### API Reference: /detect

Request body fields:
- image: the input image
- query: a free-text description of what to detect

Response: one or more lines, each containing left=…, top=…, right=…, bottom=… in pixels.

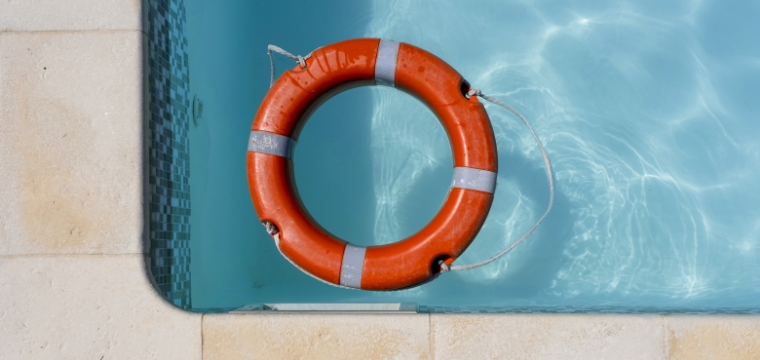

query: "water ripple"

left=365, top=0, right=760, bottom=307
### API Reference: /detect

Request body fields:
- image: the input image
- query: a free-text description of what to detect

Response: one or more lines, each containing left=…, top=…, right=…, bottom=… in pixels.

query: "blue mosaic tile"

left=147, top=0, right=192, bottom=310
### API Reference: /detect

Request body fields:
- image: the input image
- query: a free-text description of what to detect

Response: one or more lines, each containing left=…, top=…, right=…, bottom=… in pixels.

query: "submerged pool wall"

left=145, top=0, right=192, bottom=309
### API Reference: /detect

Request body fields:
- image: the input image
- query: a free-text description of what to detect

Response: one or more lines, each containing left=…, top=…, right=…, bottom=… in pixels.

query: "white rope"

left=441, top=88, right=555, bottom=272
left=267, top=45, right=314, bottom=88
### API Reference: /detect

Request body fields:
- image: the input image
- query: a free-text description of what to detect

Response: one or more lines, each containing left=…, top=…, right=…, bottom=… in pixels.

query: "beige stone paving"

left=0, top=0, right=142, bottom=32
left=665, top=315, right=760, bottom=360
left=202, top=313, right=431, bottom=360
left=430, top=314, right=666, bottom=360
left=0, top=255, right=201, bottom=360
left=0, top=30, right=144, bottom=256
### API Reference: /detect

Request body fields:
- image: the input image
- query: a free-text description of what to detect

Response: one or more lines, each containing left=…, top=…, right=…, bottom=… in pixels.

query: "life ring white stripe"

left=340, top=244, right=366, bottom=289
left=248, top=131, right=296, bottom=158
left=375, top=40, right=400, bottom=87
left=452, top=167, right=497, bottom=194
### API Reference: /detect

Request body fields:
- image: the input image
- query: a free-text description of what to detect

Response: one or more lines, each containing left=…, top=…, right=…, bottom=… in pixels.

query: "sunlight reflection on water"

left=365, top=0, right=760, bottom=307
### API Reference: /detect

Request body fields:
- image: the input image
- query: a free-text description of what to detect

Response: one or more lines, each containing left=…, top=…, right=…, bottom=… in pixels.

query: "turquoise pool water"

left=184, top=0, right=760, bottom=311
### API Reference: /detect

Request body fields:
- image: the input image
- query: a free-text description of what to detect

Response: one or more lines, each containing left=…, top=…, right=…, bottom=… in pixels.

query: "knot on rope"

left=263, top=221, right=279, bottom=236
left=440, top=262, right=451, bottom=272
left=466, top=88, right=482, bottom=98
left=263, top=221, right=281, bottom=247
left=267, top=44, right=314, bottom=88
left=295, top=55, right=306, bottom=68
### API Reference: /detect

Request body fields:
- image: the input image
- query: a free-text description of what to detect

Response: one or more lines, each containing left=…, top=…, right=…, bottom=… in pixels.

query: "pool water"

left=183, top=0, right=760, bottom=311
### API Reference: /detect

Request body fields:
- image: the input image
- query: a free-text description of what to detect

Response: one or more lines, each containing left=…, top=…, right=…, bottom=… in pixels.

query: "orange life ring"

left=247, top=38, right=498, bottom=290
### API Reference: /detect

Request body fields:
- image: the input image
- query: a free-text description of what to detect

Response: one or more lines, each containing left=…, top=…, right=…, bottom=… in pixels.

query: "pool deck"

left=1, top=1, right=759, bottom=359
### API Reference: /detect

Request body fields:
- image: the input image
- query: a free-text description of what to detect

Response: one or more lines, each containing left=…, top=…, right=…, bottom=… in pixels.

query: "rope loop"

left=441, top=89, right=555, bottom=272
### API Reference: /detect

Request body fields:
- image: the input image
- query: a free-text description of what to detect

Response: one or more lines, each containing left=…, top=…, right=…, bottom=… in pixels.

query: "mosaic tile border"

left=145, top=0, right=192, bottom=309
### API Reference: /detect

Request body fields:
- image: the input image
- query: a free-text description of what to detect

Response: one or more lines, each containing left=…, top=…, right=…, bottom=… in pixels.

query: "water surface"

left=186, top=0, right=760, bottom=311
